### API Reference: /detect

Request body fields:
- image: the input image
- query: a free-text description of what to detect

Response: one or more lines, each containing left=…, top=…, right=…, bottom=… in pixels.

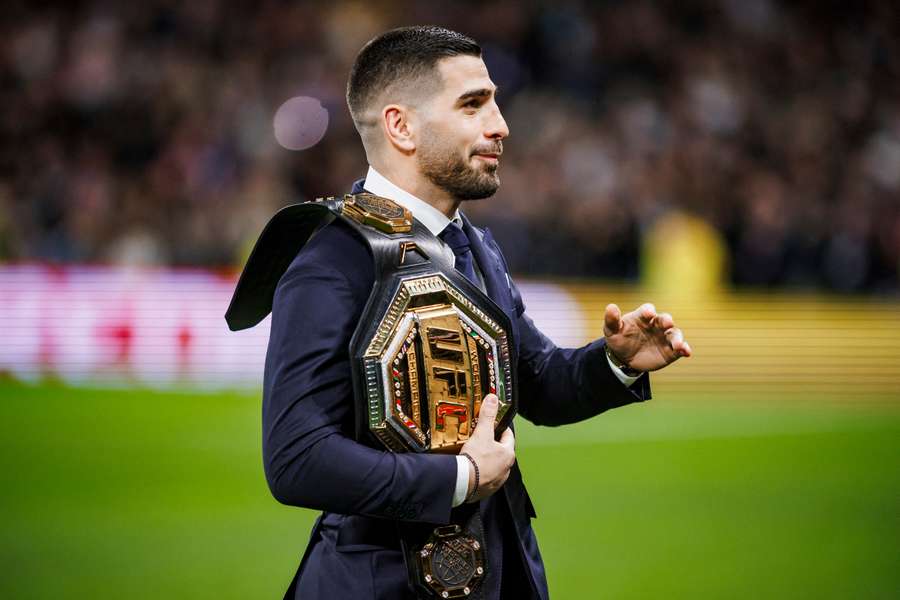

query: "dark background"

left=2, top=0, right=898, bottom=292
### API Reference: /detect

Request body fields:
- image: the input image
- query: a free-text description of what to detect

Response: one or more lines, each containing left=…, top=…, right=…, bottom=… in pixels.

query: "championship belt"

left=225, top=193, right=517, bottom=599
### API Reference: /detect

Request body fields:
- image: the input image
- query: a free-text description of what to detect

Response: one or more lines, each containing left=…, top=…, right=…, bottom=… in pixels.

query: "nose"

left=484, top=102, right=509, bottom=141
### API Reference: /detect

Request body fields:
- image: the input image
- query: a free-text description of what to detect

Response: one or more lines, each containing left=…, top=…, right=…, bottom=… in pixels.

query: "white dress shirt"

left=362, top=165, right=639, bottom=507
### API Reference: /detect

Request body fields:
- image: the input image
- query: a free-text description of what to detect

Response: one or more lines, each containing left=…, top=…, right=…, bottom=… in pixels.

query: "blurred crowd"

left=1, top=0, right=898, bottom=293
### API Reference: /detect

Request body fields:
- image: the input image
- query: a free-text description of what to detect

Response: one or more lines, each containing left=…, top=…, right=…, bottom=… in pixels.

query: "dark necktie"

left=439, top=223, right=478, bottom=284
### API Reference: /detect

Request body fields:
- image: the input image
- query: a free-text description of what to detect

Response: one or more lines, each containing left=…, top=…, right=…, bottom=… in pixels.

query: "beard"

left=416, top=131, right=502, bottom=201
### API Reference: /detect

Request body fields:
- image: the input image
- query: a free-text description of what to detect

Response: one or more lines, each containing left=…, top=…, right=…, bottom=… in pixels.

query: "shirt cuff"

left=606, top=352, right=641, bottom=387
left=451, top=455, right=470, bottom=507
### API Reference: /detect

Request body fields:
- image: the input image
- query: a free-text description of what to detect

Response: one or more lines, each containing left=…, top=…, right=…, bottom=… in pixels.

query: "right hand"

left=459, top=394, right=515, bottom=503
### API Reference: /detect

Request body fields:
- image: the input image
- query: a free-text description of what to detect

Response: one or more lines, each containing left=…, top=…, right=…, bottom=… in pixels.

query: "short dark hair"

left=346, top=26, right=481, bottom=129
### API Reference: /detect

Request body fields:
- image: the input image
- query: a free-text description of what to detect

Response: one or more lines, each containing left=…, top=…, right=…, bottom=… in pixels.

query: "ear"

left=381, top=104, right=417, bottom=154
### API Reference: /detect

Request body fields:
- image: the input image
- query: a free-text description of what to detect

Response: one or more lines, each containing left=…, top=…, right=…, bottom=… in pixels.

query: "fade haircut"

left=347, top=26, right=481, bottom=141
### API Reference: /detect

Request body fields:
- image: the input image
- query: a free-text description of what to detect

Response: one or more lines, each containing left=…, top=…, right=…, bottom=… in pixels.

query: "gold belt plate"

left=363, top=274, right=513, bottom=453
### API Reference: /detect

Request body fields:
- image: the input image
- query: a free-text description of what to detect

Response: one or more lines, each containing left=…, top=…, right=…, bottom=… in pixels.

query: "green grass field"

left=1, top=381, right=897, bottom=599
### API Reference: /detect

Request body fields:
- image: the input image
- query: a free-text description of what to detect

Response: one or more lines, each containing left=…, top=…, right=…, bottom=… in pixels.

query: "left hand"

left=603, top=303, right=692, bottom=372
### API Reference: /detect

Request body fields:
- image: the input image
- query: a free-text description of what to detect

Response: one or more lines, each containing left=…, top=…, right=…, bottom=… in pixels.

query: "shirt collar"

left=363, top=166, right=463, bottom=236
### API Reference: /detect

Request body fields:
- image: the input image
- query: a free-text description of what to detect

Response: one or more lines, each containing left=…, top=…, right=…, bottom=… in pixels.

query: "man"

left=260, top=26, right=691, bottom=599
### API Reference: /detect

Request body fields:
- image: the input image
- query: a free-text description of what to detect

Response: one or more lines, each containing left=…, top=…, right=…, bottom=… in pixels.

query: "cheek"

left=420, top=117, right=476, bottom=157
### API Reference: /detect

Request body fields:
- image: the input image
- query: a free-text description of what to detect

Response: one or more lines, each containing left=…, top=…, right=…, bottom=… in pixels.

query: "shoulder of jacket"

left=282, top=215, right=375, bottom=291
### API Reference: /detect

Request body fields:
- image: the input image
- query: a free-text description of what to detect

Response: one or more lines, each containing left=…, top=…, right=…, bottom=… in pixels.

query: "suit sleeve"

left=500, top=255, right=652, bottom=427
left=261, top=231, right=457, bottom=524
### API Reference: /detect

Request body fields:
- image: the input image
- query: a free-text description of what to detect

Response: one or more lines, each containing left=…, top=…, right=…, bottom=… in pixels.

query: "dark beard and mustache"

left=416, top=134, right=503, bottom=201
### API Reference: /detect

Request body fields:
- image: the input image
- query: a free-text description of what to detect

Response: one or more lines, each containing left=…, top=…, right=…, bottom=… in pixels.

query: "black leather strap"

left=225, top=199, right=340, bottom=331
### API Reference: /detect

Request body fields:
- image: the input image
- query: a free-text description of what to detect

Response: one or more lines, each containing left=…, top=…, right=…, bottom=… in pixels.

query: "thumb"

left=474, top=394, right=499, bottom=438
left=604, top=303, right=622, bottom=337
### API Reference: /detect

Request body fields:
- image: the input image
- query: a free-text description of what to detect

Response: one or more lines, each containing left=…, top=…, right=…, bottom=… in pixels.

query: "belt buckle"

left=417, top=524, right=485, bottom=598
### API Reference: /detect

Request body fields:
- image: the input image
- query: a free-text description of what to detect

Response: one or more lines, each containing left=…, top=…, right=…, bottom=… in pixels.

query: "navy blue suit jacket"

left=262, top=179, right=652, bottom=599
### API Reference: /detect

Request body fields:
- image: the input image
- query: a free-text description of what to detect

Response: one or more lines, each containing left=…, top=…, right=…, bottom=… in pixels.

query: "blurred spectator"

left=0, top=0, right=897, bottom=293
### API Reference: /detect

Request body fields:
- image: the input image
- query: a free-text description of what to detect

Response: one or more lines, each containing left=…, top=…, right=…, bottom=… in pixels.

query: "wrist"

left=451, top=455, right=470, bottom=507
left=605, top=343, right=643, bottom=377
left=461, top=452, right=479, bottom=503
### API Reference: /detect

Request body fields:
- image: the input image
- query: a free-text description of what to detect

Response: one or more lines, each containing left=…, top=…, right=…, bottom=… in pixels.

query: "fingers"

left=650, top=310, right=691, bottom=358
left=498, top=427, right=515, bottom=452
left=609, top=302, right=660, bottom=333
left=666, top=327, right=683, bottom=349
left=653, top=312, right=674, bottom=331
left=604, top=303, right=622, bottom=336
left=611, top=301, right=693, bottom=367
left=665, top=327, right=692, bottom=357
left=474, top=394, right=499, bottom=439
left=639, top=302, right=657, bottom=323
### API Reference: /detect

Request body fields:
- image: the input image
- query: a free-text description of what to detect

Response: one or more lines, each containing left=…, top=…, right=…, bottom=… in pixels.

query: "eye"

left=462, top=99, right=480, bottom=109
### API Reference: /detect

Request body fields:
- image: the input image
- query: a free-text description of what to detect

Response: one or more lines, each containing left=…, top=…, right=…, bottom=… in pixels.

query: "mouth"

left=473, top=153, right=500, bottom=164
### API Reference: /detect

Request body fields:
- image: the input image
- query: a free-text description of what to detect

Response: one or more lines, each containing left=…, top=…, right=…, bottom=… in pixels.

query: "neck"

left=373, top=161, right=461, bottom=219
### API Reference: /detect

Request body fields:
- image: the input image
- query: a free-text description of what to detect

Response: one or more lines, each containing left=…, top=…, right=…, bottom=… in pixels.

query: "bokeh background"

left=1, top=1, right=898, bottom=599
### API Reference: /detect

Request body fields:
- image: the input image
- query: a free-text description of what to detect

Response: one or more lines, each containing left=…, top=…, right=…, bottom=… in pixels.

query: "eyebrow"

left=456, top=86, right=498, bottom=104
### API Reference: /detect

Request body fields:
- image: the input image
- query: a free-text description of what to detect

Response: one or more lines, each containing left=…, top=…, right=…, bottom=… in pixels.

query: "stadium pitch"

left=0, top=381, right=897, bottom=599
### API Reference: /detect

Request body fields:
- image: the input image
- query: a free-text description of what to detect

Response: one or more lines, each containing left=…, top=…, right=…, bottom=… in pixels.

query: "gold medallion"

left=341, top=193, right=413, bottom=234
left=417, top=525, right=485, bottom=598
